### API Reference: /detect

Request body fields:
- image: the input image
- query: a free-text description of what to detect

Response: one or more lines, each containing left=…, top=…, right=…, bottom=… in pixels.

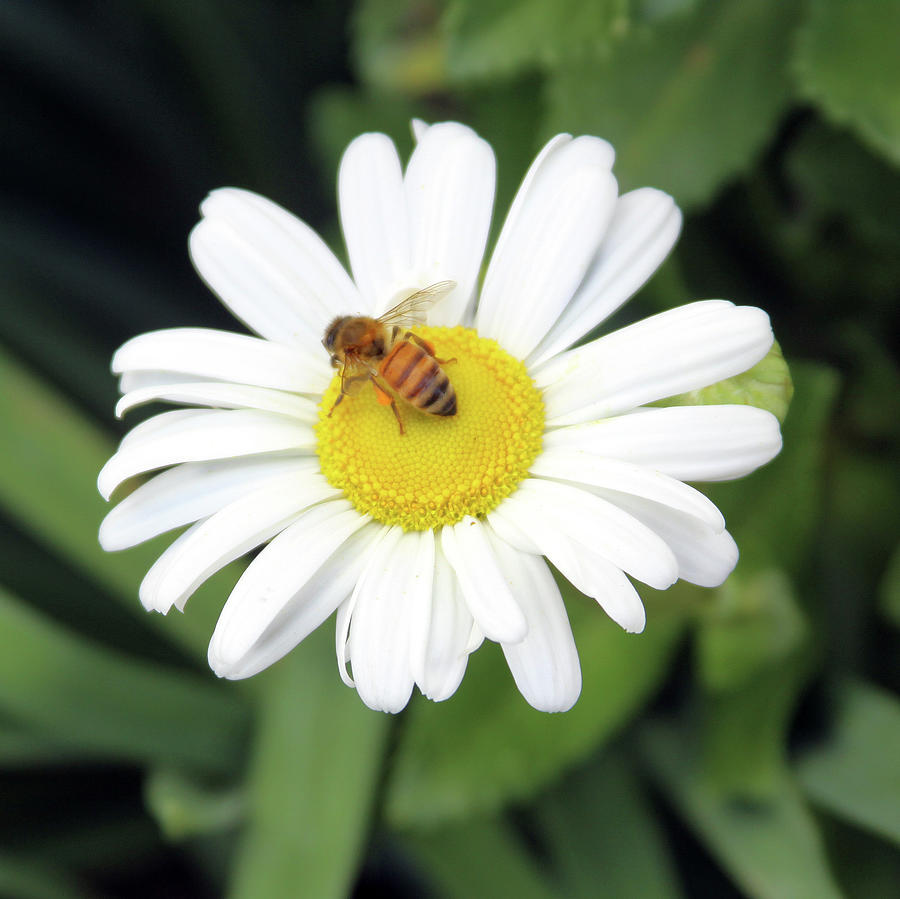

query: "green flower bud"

left=657, top=341, right=793, bottom=423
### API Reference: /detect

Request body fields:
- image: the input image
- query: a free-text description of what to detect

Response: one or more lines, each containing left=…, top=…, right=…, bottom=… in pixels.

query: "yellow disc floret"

left=316, top=326, right=544, bottom=530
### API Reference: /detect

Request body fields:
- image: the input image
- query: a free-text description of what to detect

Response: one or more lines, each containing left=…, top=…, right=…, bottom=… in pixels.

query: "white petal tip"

left=207, top=656, right=229, bottom=678
left=97, top=467, right=116, bottom=502
left=421, top=688, right=454, bottom=704
left=139, top=592, right=160, bottom=613
left=487, top=618, right=529, bottom=646
left=207, top=644, right=244, bottom=679
left=97, top=525, right=120, bottom=553
left=139, top=579, right=180, bottom=615
left=359, top=693, right=411, bottom=715
left=525, top=685, right=582, bottom=714
left=419, top=665, right=467, bottom=704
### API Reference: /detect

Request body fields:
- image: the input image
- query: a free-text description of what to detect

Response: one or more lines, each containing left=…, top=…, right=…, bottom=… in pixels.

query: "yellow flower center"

left=316, top=326, right=544, bottom=530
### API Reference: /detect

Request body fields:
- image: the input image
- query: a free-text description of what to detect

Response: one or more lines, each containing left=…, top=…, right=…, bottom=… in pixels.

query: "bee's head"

left=322, top=316, right=350, bottom=353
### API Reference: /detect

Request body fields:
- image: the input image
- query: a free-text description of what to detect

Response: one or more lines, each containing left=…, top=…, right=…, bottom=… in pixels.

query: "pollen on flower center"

left=316, top=325, right=545, bottom=530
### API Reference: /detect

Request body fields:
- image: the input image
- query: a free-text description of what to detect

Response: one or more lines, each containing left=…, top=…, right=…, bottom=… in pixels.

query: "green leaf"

left=796, top=680, right=900, bottom=846
left=386, top=589, right=684, bottom=827
left=635, top=0, right=698, bottom=22
left=697, top=569, right=806, bottom=693
left=535, top=750, right=684, bottom=899
left=0, top=586, right=247, bottom=774
left=699, top=656, right=811, bottom=799
left=0, top=719, right=103, bottom=767
left=794, top=0, right=900, bottom=165
left=658, top=340, right=793, bottom=424
left=227, top=626, right=389, bottom=899
left=444, top=0, right=629, bottom=83
left=695, top=574, right=812, bottom=799
left=0, top=854, right=99, bottom=899
left=351, top=0, right=448, bottom=93
left=0, top=344, right=229, bottom=658
left=706, top=362, right=840, bottom=576
left=640, top=720, right=844, bottom=899
left=145, top=767, right=245, bottom=841
left=544, top=0, right=802, bottom=208
left=407, top=816, right=558, bottom=899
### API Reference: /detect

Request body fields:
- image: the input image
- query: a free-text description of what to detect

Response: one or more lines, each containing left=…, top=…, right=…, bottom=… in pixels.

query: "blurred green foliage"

left=1, top=0, right=898, bottom=896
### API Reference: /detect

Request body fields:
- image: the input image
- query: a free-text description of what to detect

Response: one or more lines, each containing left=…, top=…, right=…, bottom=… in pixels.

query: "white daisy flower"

left=98, top=121, right=783, bottom=713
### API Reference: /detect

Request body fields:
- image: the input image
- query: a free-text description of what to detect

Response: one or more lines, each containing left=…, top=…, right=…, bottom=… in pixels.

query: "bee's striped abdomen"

left=380, top=341, right=457, bottom=417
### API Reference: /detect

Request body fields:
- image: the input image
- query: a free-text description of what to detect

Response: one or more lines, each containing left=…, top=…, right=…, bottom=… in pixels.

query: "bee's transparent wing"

left=341, top=373, right=369, bottom=396
left=377, top=281, right=457, bottom=328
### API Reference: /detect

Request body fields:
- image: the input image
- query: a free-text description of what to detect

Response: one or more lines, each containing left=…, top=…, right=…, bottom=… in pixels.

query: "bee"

left=322, top=281, right=458, bottom=434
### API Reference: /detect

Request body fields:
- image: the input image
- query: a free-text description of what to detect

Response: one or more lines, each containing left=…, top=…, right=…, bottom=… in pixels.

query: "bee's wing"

left=341, top=373, right=368, bottom=396
left=377, top=281, right=457, bottom=328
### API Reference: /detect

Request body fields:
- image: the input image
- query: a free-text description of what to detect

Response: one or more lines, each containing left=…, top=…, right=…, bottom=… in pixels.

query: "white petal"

left=139, top=468, right=339, bottom=613
left=466, top=621, right=485, bottom=654
left=543, top=405, right=783, bottom=482
left=476, top=136, right=619, bottom=359
left=483, top=507, right=542, bottom=555
left=571, top=553, right=647, bottom=634
left=530, top=450, right=724, bottom=531
left=347, top=528, right=434, bottom=713
left=112, top=328, right=329, bottom=395
left=486, top=527, right=581, bottom=712
left=195, top=188, right=361, bottom=335
left=118, top=371, right=192, bottom=393
left=528, top=188, right=682, bottom=366
left=98, top=408, right=315, bottom=500
left=497, top=478, right=678, bottom=591
left=99, top=455, right=315, bottom=551
left=335, top=525, right=391, bottom=687
left=339, top=132, right=410, bottom=310
left=189, top=219, right=321, bottom=346
left=211, top=522, right=382, bottom=680
left=607, top=491, right=739, bottom=588
left=115, top=380, right=317, bottom=422
left=404, top=122, right=496, bottom=327
left=335, top=595, right=354, bottom=687
left=405, top=529, right=437, bottom=700
left=208, top=500, right=371, bottom=674
left=492, top=135, right=614, bottom=261
left=440, top=517, right=527, bottom=643
left=417, top=540, right=474, bottom=702
left=118, top=409, right=213, bottom=449
left=536, top=301, right=774, bottom=427
left=490, top=496, right=647, bottom=634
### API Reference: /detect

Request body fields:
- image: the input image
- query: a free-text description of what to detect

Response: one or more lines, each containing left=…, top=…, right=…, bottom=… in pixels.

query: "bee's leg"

left=328, top=373, right=367, bottom=417
left=370, top=374, right=405, bottom=435
left=404, top=331, right=437, bottom=355
left=404, top=331, right=456, bottom=365
left=326, top=393, right=344, bottom=418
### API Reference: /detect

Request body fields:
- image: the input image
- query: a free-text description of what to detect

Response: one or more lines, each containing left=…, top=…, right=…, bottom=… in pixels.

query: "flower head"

left=98, top=121, right=782, bottom=713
